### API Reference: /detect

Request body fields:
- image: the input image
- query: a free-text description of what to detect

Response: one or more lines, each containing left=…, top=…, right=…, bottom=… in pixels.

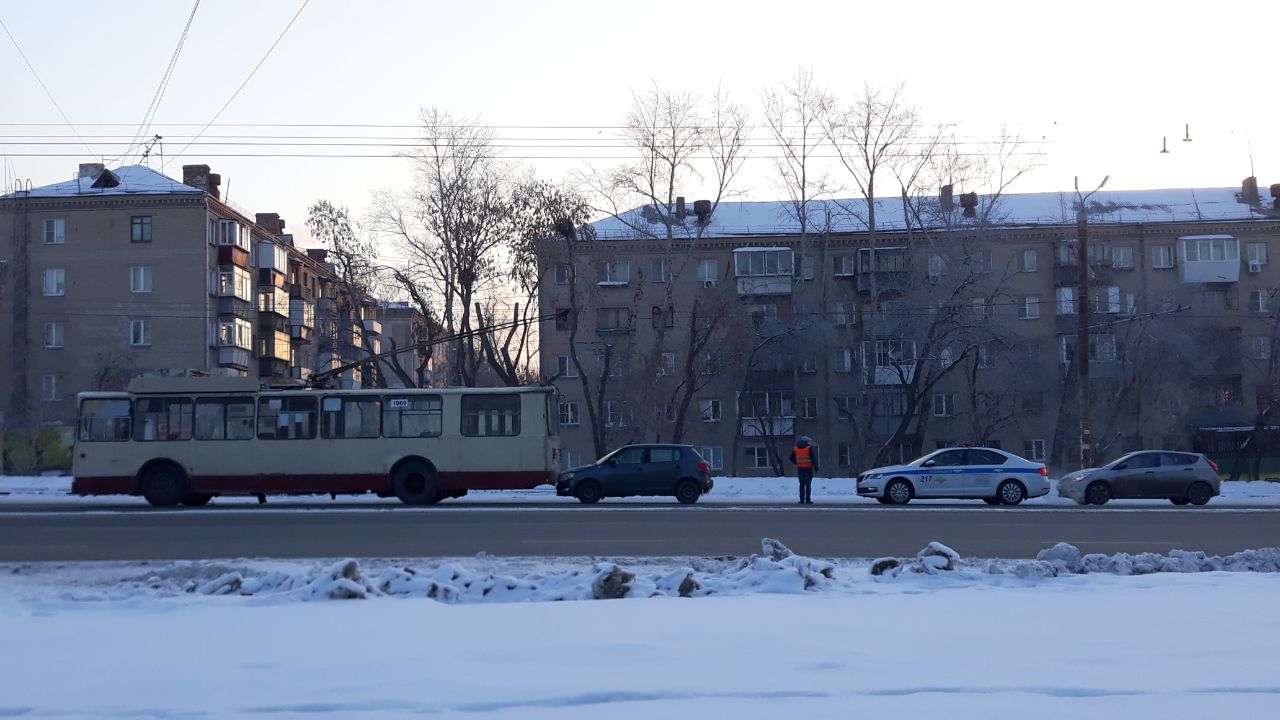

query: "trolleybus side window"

left=78, top=398, right=132, bottom=442
left=460, top=394, right=520, bottom=437
left=194, top=397, right=255, bottom=440
left=133, top=397, right=194, bottom=441
left=257, top=396, right=317, bottom=440
left=322, top=396, right=382, bottom=439
left=382, top=395, right=442, bottom=438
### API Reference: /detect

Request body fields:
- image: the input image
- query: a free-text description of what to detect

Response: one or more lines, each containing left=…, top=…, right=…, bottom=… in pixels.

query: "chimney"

left=78, top=163, right=105, bottom=181
left=255, top=213, right=284, bottom=234
left=182, top=164, right=221, bottom=199
left=1270, top=183, right=1280, bottom=210
left=675, top=196, right=686, bottom=220
left=959, top=191, right=978, bottom=218
left=940, top=184, right=954, bottom=212
left=693, top=199, right=712, bottom=225
left=1242, top=177, right=1260, bottom=206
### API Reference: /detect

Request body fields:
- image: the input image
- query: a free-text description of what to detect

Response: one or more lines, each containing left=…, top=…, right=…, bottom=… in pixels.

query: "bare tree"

left=762, top=67, right=835, bottom=236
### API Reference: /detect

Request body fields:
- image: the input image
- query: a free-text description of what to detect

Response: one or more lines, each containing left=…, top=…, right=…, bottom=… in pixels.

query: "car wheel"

left=983, top=497, right=1002, bottom=506
left=997, top=480, right=1027, bottom=506
left=575, top=480, right=603, bottom=505
left=1084, top=481, right=1112, bottom=506
left=1170, top=497, right=1190, bottom=506
left=1186, top=482, right=1213, bottom=506
left=675, top=480, right=701, bottom=505
left=392, top=461, right=440, bottom=505
left=141, top=464, right=187, bottom=507
left=181, top=492, right=213, bottom=507
left=884, top=479, right=913, bottom=505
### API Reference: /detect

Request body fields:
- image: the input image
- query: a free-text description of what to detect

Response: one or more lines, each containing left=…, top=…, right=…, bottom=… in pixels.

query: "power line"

left=117, top=0, right=202, bottom=167
left=0, top=16, right=95, bottom=157
left=164, top=0, right=311, bottom=170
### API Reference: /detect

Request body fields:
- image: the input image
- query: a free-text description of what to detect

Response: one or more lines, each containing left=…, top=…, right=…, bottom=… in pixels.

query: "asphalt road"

left=2, top=503, right=1278, bottom=561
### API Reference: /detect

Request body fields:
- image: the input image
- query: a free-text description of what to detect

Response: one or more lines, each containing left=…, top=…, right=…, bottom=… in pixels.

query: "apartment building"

left=539, top=182, right=1280, bottom=475
left=0, top=162, right=376, bottom=433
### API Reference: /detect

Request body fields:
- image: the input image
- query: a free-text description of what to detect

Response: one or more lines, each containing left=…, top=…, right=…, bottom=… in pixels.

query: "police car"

left=856, top=447, right=1051, bottom=505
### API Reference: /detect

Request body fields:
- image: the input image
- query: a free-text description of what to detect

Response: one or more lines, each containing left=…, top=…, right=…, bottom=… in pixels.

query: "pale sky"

left=3, top=0, right=1276, bottom=247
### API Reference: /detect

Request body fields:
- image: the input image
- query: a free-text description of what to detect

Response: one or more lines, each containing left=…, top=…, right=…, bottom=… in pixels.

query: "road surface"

left=2, top=502, right=1278, bottom=561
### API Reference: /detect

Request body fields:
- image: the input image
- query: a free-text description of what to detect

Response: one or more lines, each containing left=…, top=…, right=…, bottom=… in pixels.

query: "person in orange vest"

left=788, top=436, right=820, bottom=504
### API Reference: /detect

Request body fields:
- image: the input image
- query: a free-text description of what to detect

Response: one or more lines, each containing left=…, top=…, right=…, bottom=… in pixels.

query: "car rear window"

left=649, top=448, right=680, bottom=463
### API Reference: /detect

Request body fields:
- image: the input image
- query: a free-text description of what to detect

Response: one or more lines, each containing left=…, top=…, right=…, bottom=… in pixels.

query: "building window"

left=1090, top=286, right=1121, bottom=314
left=1202, top=289, right=1234, bottom=312
left=699, top=398, right=722, bottom=422
left=833, top=255, right=856, bottom=277
left=697, top=259, right=719, bottom=286
left=1252, top=336, right=1271, bottom=360
left=1056, top=286, right=1075, bottom=315
left=596, top=307, right=631, bottom=332
left=938, top=347, right=954, bottom=368
left=558, top=401, right=580, bottom=426
left=555, top=355, right=578, bottom=378
left=799, top=352, right=818, bottom=373
left=932, top=392, right=955, bottom=417
left=737, top=391, right=793, bottom=419
left=216, top=267, right=253, bottom=301
left=833, top=396, right=855, bottom=420
left=1024, top=439, right=1046, bottom=462
left=833, top=347, right=853, bottom=373
left=42, top=374, right=59, bottom=402
left=1249, top=290, right=1270, bottom=314
left=1091, top=334, right=1117, bottom=362
left=131, top=216, right=153, bottom=243
left=43, top=321, right=64, bottom=349
left=658, top=352, right=677, bottom=376
left=554, top=263, right=573, bottom=285
left=595, top=348, right=622, bottom=377
left=43, top=268, right=65, bottom=296
left=1018, top=296, right=1041, bottom=320
left=130, top=266, right=153, bottom=293
left=129, top=319, right=151, bottom=347
left=735, top=249, right=793, bottom=277
left=698, top=446, right=724, bottom=471
left=1111, top=246, right=1134, bottom=269
left=1020, top=249, right=1037, bottom=272
left=973, top=298, right=994, bottom=320
left=977, top=343, right=990, bottom=368
left=605, top=399, right=628, bottom=427
left=1180, top=236, right=1239, bottom=263
left=746, top=446, right=771, bottom=469
left=1152, top=245, right=1174, bottom=269
left=597, top=261, right=630, bottom=285
left=43, top=218, right=66, bottom=245
left=1248, top=243, right=1269, bottom=267
left=876, top=391, right=909, bottom=417
left=216, top=318, right=253, bottom=349
left=1022, top=391, right=1045, bottom=413
left=971, top=249, right=993, bottom=274
left=800, top=396, right=819, bottom=420
left=210, top=219, right=247, bottom=250
left=650, top=258, right=671, bottom=283
left=555, top=308, right=572, bottom=331
left=649, top=305, right=675, bottom=329
left=837, top=442, right=853, bottom=468
left=562, top=449, right=582, bottom=471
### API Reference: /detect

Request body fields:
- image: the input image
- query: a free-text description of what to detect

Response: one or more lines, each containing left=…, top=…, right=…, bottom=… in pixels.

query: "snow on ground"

left=3, top=540, right=1280, bottom=719
left=5, top=474, right=1280, bottom=508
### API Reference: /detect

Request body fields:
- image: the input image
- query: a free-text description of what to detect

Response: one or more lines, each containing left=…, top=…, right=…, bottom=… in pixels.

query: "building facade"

left=540, top=184, right=1280, bottom=475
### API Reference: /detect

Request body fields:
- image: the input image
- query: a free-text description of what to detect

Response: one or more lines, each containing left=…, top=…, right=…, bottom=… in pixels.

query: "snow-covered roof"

left=591, top=187, right=1279, bottom=240
left=2, top=164, right=203, bottom=199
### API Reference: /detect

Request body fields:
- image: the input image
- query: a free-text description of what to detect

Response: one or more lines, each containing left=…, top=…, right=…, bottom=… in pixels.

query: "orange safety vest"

left=794, top=445, right=813, bottom=469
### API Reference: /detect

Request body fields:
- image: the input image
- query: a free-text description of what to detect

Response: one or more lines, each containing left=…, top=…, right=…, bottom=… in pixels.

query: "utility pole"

left=1075, top=174, right=1109, bottom=469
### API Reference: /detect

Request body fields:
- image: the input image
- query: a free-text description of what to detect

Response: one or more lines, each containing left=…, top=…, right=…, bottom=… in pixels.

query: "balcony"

left=217, top=347, right=251, bottom=370
left=736, top=275, right=792, bottom=296
left=217, top=297, right=253, bottom=317
left=360, top=317, right=382, bottom=336
left=289, top=283, right=317, bottom=301
left=1180, top=260, right=1240, bottom=285
left=258, top=357, right=290, bottom=379
left=864, top=363, right=917, bottom=386
left=855, top=271, right=912, bottom=295
left=217, top=245, right=250, bottom=269
left=290, top=323, right=314, bottom=343
left=739, top=417, right=795, bottom=437
left=258, top=268, right=286, bottom=287
left=258, top=313, right=287, bottom=333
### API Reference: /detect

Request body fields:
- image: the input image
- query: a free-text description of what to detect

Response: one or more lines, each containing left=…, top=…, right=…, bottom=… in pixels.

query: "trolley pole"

left=1075, top=174, right=1108, bottom=469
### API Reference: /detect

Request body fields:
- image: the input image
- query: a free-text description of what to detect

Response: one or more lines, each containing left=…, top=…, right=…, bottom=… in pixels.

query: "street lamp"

left=1075, top=174, right=1109, bottom=469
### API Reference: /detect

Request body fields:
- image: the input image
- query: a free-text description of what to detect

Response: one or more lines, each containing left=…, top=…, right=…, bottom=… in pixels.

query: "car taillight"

left=1039, top=466, right=1049, bottom=477
left=698, top=461, right=711, bottom=475
left=1206, top=458, right=1219, bottom=473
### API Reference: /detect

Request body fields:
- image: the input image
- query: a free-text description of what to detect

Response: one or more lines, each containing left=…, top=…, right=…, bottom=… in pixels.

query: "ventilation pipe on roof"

left=959, top=191, right=978, bottom=218
left=693, top=199, right=712, bottom=225
left=1270, top=184, right=1280, bottom=210
left=77, top=163, right=105, bottom=181
left=182, top=164, right=222, bottom=199
left=940, top=184, right=954, bottom=212
left=1242, top=177, right=1260, bottom=206
left=675, top=196, right=686, bottom=220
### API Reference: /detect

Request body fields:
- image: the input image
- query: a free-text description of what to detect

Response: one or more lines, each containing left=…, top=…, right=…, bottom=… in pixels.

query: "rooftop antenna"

left=1160, top=136, right=1170, bottom=154
left=1182, top=123, right=1193, bottom=142
left=140, top=134, right=163, bottom=165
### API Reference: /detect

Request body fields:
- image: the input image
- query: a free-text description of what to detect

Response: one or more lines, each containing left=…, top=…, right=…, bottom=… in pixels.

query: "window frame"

left=558, top=400, right=580, bottom=426
left=129, top=319, right=152, bottom=347
left=130, top=266, right=154, bottom=294
left=78, top=398, right=133, bottom=442
left=256, top=395, right=318, bottom=440
left=43, top=218, right=66, bottom=245
left=460, top=393, right=522, bottom=437
left=130, top=215, right=153, bottom=243
left=383, top=394, right=444, bottom=438
left=133, top=396, right=195, bottom=441
left=321, top=395, right=382, bottom=439
left=43, top=321, right=64, bottom=349
left=194, top=397, right=256, bottom=441
left=43, top=268, right=66, bottom=297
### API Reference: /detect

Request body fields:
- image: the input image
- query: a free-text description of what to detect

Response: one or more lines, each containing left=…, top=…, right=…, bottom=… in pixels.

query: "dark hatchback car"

left=556, top=444, right=714, bottom=504
left=1057, top=450, right=1222, bottom=506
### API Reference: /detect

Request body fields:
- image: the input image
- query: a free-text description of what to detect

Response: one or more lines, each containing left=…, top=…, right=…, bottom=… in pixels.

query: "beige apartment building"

left=0, top=162, right=396, bottom=441
left=540, top=183, right=1280, bottom=475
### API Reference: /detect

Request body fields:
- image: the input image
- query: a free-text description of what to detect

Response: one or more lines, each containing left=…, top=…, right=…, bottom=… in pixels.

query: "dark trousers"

left=797, top=468, right=814, bottom=502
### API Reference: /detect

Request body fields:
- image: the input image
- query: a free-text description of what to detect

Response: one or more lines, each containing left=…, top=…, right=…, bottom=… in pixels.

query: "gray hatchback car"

left=1057, top=451, right=1221, bottom=506
left=556, top=444, right=714, bottom=505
